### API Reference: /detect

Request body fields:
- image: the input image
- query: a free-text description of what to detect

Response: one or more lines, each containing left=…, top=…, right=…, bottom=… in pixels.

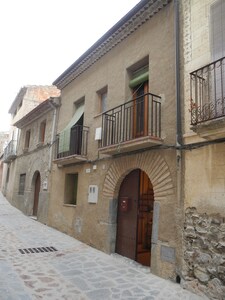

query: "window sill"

left=36, top=142, right=44, bottom=148
left=63, top=204, right=77, bottom=207
left=23, top=148, right=29, bottom=153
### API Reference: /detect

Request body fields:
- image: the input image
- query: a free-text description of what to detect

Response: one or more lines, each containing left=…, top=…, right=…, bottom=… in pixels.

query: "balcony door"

left=133, top=81, right=149, bottom=138
left=70, top=114, right=83, bottom=155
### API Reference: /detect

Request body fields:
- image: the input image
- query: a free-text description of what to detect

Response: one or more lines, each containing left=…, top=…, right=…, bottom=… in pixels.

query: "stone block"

left=151, top=202, right=160, bottom=244
left=193, top=266, right=209, bottom=283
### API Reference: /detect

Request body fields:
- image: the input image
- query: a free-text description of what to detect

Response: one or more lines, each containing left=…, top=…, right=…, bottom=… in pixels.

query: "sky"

left=0, top=0, right=140, bottom=132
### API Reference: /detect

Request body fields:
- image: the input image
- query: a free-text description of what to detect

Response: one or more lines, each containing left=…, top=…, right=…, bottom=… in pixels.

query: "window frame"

left=24, top=129, right=31, bottom=150
left=39, top=120, right=46, bottom=143
left=18, top=173, right=26, bottom=195
left=64, top=173, right=78, bottom=206
left=97, top=86, right=108, bottom=114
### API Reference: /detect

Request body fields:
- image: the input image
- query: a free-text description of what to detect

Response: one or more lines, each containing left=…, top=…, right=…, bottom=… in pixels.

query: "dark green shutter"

left=129, top=66, right=149, bottom=88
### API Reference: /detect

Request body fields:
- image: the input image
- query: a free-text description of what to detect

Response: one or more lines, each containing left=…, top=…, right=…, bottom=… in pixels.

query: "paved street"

left=0, top=192, right=206, bottom=300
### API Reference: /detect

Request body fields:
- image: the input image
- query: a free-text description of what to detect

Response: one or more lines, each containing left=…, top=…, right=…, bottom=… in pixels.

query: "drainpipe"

left=174, top=0, right=183, bottom=282
left=48, top=97, right=60, bottom=172
left=175, top=0, right=182, bottom=147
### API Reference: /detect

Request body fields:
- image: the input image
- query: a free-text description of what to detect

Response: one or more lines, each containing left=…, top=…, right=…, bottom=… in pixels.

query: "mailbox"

left=120, top=197, right=129, bottom=212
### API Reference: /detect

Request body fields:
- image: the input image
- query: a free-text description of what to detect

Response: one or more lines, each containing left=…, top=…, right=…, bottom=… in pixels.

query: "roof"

left=9, top=87, right=27, bottom=114
left=13, top=97, right=61, bottom=129
left=8, top=85, right=60, bottom=115
left=53, top=0, right=171, bottom=90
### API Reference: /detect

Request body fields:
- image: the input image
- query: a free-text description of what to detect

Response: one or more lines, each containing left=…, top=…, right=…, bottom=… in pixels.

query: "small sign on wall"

left=43, top=180, right=48, bottom=191
left=88, top=185, right=98, bottom=203
left=160, top=245, right=175, bottom=263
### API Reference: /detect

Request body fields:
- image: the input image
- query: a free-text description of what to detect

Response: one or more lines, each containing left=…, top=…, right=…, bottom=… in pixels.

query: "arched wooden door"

left=116, top=169, right=154, bottom=266
left=33, top=172, right=40, bottom=216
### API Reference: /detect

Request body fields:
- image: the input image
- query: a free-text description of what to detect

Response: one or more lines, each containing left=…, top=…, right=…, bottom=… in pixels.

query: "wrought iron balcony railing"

left=100, top=93, right=161, bottom=148
left=3, top=140, right=17, bottom=163
left=55, top=125, right=89, bottom=160
left=190, top=56, right=225, bottom=125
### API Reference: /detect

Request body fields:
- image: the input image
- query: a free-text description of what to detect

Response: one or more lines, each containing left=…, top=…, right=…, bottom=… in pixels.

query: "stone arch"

left=31, top=170, right=41, bottom=188
left=27, top=157, right=45, bottom=190
left=103, top=151, right=174, bottom=201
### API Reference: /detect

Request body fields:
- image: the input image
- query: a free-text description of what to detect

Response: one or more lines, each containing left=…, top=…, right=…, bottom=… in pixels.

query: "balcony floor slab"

left=53, top=155, right=87, bottom=166
left=99, top=135, right=163, bottom=155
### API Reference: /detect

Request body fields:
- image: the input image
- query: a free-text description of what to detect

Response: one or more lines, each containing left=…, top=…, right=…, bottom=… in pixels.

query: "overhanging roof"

left=53, top=0, right=171, bottom=90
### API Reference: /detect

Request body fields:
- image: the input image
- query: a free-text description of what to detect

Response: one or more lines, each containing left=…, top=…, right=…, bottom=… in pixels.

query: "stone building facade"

left=180, top=0, right=225, bottom=298
left=2, top=86, right=60, bottom=223
left=9, top=98, right=61, bottom=224
left=49, top=0, right=180, bottom=281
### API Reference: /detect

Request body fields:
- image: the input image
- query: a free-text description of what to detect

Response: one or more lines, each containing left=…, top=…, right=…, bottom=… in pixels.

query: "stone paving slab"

left=0, top=192, right=208, bottom=300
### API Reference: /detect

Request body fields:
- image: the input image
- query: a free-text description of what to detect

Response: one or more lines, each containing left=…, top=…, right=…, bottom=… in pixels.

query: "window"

left=64, top=174, right=78, bottom=205
left=100, top=92, right=107, bottom=113
left=18, top=100, right=23, bottom=111
left=24, top=130, right=31, bottom=149
left=58, top=100, right=85, bottom=155
left=210, top=0, right=225, bottom=61
left=97, top=87, right=108, bottom=113
left=128, top=61, right=149, bottom=138
left=39, top=120, right=46, bottom=143
left=18, top=174, right=26, bottom=195
left=209, top=1, right=225, bottom=114
left=6, top=167, right=10, bottom=183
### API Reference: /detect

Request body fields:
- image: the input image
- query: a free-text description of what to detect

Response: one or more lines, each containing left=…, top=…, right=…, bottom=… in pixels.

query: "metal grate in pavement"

left=18, top=246, right=57, bottom=254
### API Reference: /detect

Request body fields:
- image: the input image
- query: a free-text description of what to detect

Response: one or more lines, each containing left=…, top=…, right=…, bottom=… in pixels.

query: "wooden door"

left=133, top=82, right=149, bottom=138
left=33, top=173, right=40, bottom=216
left=136, top=171, right=154, bottom=266
left=116, top=169, right=139, bottom=260
left=116, top=169, right=154, bottom=267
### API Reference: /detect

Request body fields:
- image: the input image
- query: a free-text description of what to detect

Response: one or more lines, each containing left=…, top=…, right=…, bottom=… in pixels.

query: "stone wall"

left=182, top=207, right=225, bottom=299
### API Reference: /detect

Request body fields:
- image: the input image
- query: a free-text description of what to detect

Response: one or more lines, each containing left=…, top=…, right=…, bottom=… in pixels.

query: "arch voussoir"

left=103, top=152, right=174, bottom=199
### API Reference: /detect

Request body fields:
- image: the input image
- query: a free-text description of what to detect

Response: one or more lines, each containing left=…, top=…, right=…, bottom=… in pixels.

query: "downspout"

left=174, top=0, right=183, bottom=282
left=175, top=0, right=182, bottom=147
left=48, top=97, right=60, bottom=172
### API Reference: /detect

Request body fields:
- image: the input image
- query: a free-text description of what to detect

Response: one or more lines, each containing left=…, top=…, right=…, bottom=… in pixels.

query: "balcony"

left=99, top=93, right=162, bottom=155
left=3, top=140, right=17, bottom=163
left=54, top=125, right=89, bottom=166
left=190, top=57, right=225, bottom=139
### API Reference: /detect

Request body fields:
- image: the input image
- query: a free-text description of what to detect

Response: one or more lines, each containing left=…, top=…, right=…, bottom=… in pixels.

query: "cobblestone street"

left=0, top=192, right=207, bottom=300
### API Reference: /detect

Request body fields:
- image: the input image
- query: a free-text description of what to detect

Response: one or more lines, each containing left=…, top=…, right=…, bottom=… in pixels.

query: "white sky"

left=0, top=0, right=140, bottom=132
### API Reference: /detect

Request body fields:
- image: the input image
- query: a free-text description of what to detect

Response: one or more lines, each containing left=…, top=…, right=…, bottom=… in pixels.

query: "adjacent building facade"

left=11, top=97, right=60, bottom=223
left=2, top=85, right=60, bottom=223
left=180, top=0, right=225, bottom=298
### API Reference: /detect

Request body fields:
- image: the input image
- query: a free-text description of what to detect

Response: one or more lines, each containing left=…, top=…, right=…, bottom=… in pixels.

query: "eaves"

left=53, top=0, right=171, bottom=90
